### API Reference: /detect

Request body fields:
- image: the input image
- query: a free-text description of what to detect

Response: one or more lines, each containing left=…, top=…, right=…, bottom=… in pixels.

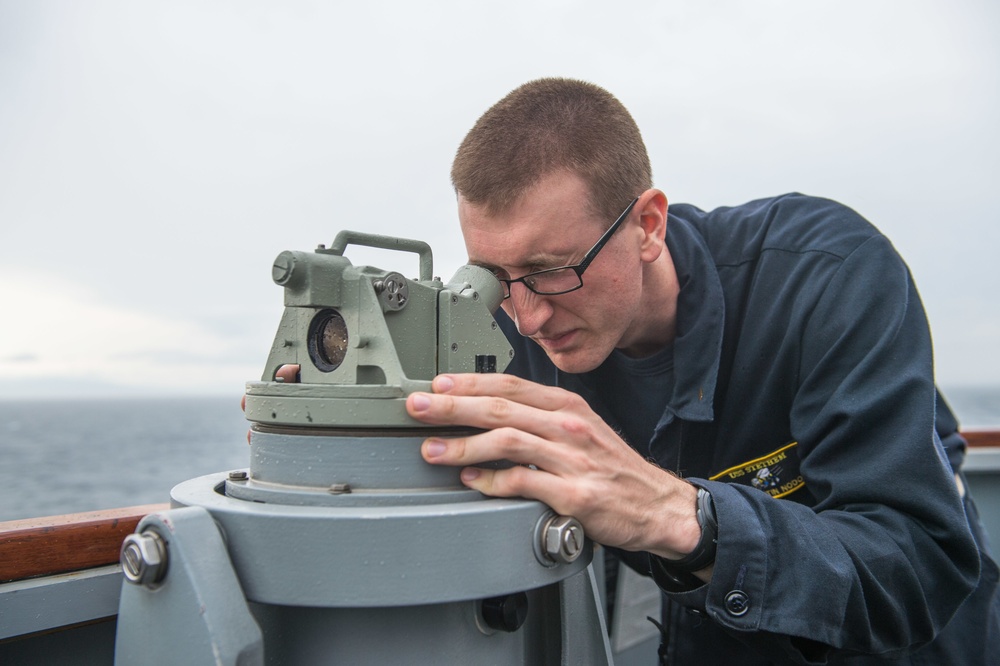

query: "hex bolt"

left=120, top=531, right=168, bottom=587
left=328, top=483, right=352, bottom=495
left=229, top=470, right=248, bottom=481
left=542, top=515, right=585, bottom=564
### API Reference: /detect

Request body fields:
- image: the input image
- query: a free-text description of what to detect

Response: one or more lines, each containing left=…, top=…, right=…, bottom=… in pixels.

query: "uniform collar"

left=658, top=212, right=725, bottom=423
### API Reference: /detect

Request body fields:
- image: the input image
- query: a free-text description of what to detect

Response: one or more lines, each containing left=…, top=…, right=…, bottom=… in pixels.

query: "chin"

left=546, top=350, right=607, bottom=375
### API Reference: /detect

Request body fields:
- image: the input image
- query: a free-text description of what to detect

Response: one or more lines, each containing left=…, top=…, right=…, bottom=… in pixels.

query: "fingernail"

left=411, top=393, right=431, bottom=411
left=425, top=439, right=447, bottom=457
left=461, top=468, right=481, bottom=482
left=435, top=375, right=455, bottom=392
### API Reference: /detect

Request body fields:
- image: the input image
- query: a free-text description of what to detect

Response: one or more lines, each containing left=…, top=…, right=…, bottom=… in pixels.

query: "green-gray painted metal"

left=171, top=472, right=592, bottom=608
left=241, top=569, right=609, bottom=665
left=325, top=230, right=434, bottom=282
left=560, top=564, right=616, bottom=665
left=247, top=596, right=545, bottom=664
left=0, top=565, right=121, bottom=640
left=232, top=428, right=488, bottom=507
left=245, top=233, right=511, bottom=428
left=115, top=507, right=263, bottom=666
left=248, top=429, right=463, bottom=491
left=114, top=495, right=608, bottom=664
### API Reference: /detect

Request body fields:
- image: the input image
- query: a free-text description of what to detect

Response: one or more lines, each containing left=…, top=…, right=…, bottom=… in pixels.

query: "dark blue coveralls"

left=498, top=193, right=1000, bottom=664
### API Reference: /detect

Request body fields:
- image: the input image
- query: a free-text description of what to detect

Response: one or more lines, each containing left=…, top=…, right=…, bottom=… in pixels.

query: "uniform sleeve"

left=936, top=387, right=968, bottom=472
left=674, top=235, right=979, bottom=662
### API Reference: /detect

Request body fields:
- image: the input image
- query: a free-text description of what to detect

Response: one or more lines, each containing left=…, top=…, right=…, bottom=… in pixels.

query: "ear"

left=635, top=189, right=668, bottom=263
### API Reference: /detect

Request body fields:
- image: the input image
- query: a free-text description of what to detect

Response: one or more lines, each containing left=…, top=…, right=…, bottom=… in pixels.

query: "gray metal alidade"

left=115, top=231, right=613, bottom=664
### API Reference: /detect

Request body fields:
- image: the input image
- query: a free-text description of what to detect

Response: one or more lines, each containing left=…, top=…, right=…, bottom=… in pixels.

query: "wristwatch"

left=649, top=484, right=718, bottom=592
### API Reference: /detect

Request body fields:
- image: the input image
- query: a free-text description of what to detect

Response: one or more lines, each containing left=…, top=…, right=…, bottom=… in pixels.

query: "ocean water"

left=1, top=387, right=998, bottom=523
left=939, top=385, right=1000, bottom=428
left=0, top=397, right=249, bottom=522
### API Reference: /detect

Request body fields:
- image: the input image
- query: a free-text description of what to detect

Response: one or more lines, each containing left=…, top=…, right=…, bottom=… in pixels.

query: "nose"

left=504, top=283, right=554, bottom=337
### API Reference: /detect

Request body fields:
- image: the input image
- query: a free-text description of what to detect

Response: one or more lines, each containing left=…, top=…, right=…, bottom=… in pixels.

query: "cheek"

left=589, top=276, right=641, bottom=326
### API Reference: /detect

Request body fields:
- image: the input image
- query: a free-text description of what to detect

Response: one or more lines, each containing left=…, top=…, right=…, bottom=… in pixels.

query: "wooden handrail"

left=0, top=503, right=169, bottom=583
left=962, top=428, right=1000, bottom=449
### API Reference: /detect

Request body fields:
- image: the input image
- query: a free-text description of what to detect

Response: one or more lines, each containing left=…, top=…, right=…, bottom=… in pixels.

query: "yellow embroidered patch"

left=710, top=441, right=805, bottom=498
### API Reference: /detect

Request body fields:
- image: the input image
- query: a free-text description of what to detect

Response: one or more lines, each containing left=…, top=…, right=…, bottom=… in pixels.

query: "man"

left=404, top=78, right=998, bottom=664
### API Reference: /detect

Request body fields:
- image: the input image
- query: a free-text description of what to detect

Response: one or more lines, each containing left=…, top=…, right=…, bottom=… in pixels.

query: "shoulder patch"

left=710, top=441, right=805, bottom=498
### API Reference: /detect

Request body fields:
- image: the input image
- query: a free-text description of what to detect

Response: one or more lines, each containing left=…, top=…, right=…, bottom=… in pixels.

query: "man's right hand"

left=241, top=364, right=302, bottom=441
left=405, top=373, right=705, bottom=569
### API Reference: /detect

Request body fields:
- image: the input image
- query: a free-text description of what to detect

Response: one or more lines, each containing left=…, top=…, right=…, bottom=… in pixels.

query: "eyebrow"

left=468, top=259, right=501, bottom=272
left=468, top=250, right=576, bottom=274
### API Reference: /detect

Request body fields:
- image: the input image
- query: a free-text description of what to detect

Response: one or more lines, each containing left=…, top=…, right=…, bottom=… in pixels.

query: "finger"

left=422, top=427, right=593, bottom=476
left=408, top=390, right=587, bottom=445
left=276, top=364, right=301, bottom=383
left=241, top=395, right=249, bottom=443
left=431, top=373, right=575, bottom=412
left=459, top=465, right=581, bottom=517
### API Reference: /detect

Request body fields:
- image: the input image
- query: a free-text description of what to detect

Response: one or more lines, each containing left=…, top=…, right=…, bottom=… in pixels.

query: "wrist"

left=659, top=485, right=718, bottom=572
left=648, top=484, right=717, bottom=592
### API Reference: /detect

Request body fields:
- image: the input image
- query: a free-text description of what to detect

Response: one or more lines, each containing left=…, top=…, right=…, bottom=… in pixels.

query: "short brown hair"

left=451, top=78, right=652, bottom=223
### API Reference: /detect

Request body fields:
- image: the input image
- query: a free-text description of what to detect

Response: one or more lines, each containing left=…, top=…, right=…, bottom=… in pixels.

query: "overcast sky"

left=1, top=0, right=997, bottom=400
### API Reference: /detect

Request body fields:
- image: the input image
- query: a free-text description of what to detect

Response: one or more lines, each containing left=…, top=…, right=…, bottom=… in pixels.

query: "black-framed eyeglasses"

left=497, top=197, right=639, bottom=299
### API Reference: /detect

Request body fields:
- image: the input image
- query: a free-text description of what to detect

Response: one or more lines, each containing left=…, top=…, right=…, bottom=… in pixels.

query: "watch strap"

left=651, top=485, right=718, bottom=581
